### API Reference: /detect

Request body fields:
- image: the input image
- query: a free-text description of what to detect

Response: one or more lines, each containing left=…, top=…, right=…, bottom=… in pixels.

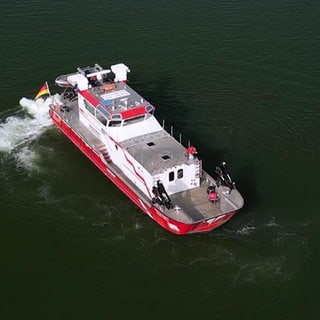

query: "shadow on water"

left=234, top=162, right=260, bottom=211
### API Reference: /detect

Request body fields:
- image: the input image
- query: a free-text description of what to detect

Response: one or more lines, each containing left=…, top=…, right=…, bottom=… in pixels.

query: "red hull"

left=49, top=109, right=237, bottom=235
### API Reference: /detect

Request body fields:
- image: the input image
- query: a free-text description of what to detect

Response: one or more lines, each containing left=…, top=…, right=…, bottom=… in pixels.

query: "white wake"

left=0, top=96, right=53, bottom=153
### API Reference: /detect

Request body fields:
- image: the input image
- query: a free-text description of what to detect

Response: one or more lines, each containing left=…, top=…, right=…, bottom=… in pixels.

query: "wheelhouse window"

left=145, top=105, right=154, bottom=113
left=123, top=115, right=145, bottom=126
left=169, top=171, right=174, bottom=182
left=84, top=100, right=95, bottom=115
left=177, top=169, right=183, bottom=179
left=108, top=120, right=122, bottom=127
left=96, top=110, right=107, bottom=125
left=145, top=105, right=154, bottom=119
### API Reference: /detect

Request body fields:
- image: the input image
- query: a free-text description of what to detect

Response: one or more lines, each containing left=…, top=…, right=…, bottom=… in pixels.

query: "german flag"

left=35, top=82, right=50, bottom=100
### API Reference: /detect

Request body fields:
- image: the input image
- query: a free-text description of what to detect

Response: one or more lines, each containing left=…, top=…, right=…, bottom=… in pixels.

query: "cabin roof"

left=123, top=130, right=189, bottom=174
left=80, top=81, right=154, bottom=120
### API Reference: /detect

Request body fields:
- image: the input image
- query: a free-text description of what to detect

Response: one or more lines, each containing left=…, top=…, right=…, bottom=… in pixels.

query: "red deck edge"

left=49, top=109, right=237, bottom=235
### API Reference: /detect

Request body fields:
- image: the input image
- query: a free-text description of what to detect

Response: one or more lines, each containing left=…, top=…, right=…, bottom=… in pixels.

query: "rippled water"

left=0, top=0, right=319, bottom=319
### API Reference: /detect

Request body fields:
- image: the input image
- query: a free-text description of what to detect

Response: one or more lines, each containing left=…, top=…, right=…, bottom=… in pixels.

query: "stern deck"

left=170, top=177, right=242, bottom=222
left=170, top=179, right=220, bottom=221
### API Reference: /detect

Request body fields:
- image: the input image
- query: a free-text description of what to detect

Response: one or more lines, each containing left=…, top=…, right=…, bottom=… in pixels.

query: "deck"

left=53, top=92, right=243, bottom=224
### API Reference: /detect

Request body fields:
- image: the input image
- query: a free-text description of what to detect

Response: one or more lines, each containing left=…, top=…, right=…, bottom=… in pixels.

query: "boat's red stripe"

left=79, top=90, right=147, bottom=119
left=79, top=90, right=100, bottom=107
left=121, top=106, right=146, bottom=119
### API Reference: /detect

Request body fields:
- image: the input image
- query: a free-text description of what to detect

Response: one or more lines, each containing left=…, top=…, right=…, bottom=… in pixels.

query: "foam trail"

left=0, top=96, right=54, bottom=153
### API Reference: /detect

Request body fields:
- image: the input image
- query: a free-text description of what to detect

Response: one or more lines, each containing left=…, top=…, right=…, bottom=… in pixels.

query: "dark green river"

left=0, top=0, right=319, bottom=319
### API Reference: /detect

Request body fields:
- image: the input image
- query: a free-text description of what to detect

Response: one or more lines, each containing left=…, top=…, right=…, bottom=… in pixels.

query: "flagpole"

left=46, top=81, right=52, bottom=97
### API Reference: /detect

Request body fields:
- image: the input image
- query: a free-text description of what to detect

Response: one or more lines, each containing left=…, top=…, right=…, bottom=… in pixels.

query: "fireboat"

left=44, top=63, right=244, bottom=235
